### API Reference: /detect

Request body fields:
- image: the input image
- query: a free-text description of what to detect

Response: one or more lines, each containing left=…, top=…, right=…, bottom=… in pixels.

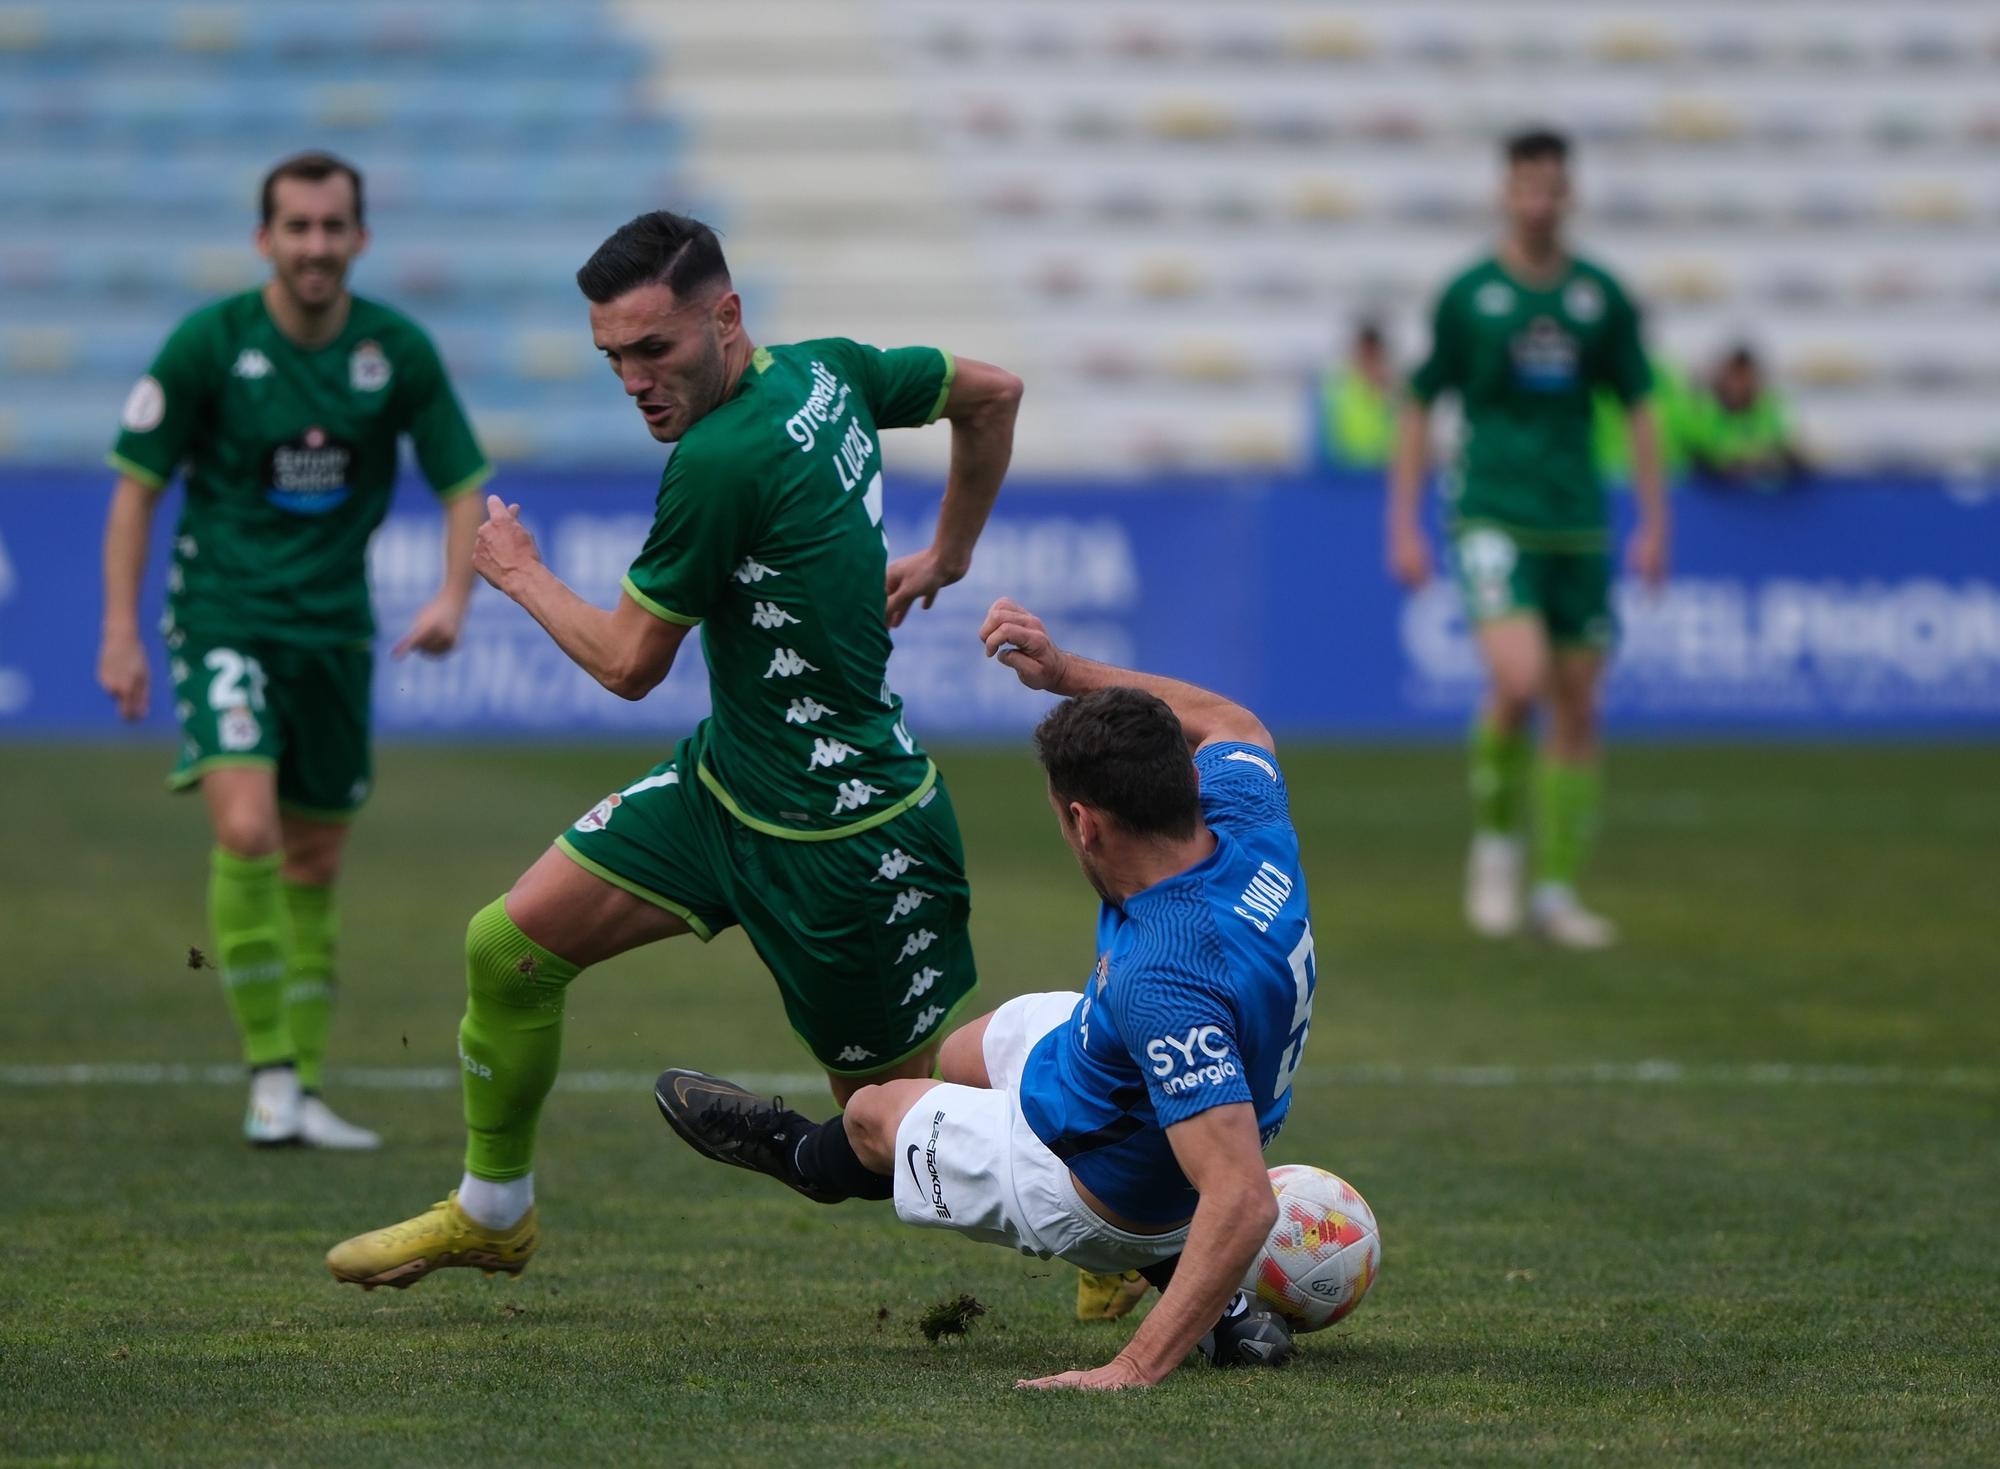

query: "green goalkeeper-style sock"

left=1469, top=717, right=1533, bottom=834
left=1535, top=758, right=1604, bottom=888
left=459, top=897, right=580, bottom=1183
left=208, top=848, right=292, bottom=1069
left=282, top=881, right=337, bottom=1093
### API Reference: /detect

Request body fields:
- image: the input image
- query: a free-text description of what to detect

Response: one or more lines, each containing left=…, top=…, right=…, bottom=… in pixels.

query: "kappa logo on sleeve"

left=1145, top=1025, right=1241, bottom=1097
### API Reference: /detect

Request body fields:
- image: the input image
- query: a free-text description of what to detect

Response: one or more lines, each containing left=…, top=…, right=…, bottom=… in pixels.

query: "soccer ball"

left=1243, top=1164, right=1381, bottom=1332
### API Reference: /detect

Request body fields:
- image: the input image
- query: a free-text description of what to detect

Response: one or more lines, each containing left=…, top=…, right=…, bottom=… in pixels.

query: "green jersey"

left=1410, top=255, right=1650, bottom=546
left=621, top=338, right=956, bottom=841
left=110, top=289, right=489, bottom=647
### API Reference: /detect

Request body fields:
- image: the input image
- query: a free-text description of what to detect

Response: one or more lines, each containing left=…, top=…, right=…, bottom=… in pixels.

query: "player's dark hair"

left=576, top=210, right=731, bottom=304
left=1504, top=127, right=1570, bottom=166
left=260, top=151, right=364, bottom=227
left=1033, top=687, right=1201, bottom=842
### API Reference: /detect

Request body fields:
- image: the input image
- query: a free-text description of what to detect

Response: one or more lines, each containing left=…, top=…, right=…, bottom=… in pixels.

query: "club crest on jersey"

left=349, top=340, right=391, bottom=393
left=120, top=375, right=165, bottom=432
left=573, top=793, right=622, bottom=833
left=1564, top=278, right=1605, bottom=323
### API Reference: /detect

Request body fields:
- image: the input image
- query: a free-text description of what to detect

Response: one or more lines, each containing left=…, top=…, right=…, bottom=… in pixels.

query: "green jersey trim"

left=619, top=574, right=702, bottom=627
left=167, top=755, right=277, bottom=791
left=554, top=836, right=717, bottom=941
left=798, top=982, right=982, bottom=1077
left=696, top=756, right=939, bottom=843
left=923, top=351, right=957, bottom=426
left=106, top=452, right=167, bottom=491
left=1451, top=516, right=1610, bottom=555
left=751, top=346, right=774, bottom=375
left=435, top=465, right=495, bottom=502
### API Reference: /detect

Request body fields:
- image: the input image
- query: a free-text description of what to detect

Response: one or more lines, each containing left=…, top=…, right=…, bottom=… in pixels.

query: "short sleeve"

left=824, top=339, right=955, bottom=430
left=1194, top=741, right=1291, bottom=839
left=1598, top=278, right=1653, bottom=405
left=619, top=444, right=756, bottom=626
left=1407, top=282, right=1467, bottom=404
left=108, top=315, right=215, bottom=489
left=1107, top=947, right=1253, bottom=1127
left=398, top=329, right=491, bottom=500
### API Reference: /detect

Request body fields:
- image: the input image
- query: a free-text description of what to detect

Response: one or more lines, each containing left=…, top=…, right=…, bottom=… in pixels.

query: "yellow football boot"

left=1075, top=1268, right=1149, bottom=1321
left=326, top=1191, right=538, bottom=1291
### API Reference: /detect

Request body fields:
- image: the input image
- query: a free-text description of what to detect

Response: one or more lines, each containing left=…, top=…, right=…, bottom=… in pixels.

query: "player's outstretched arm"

left=392, top=487, right=482, bottom=658
left=884, top=357, right=1023, bottom=628
left=472, top=495, right=692, bottom=699
left=97, top=474, right=160, bottom=721
left=979, top=598, right=1273, bottom=753
left=1385, top=401, right=1434, bottom=588
left=1624, top=401, right=1671, bottom=589
left=1017, top=1102, right=1277, bottom=1391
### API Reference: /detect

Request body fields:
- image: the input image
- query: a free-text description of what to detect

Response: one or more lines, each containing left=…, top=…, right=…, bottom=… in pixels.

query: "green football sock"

left=1469, top=717, right=1533, bottom=834
left=282, top=881, right=337, bottom=1093
left=459, top=897, right=580, bottom=1183
left=208, top=848, right=292, bottom=1069
left=1535, top=758, right=1603, bottom=887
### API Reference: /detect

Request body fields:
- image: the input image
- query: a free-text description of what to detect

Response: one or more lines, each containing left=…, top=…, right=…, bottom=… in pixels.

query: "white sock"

left=250, top=1066, right=300, bottom=1114
left=457, top=1172, right=533, bottom=1229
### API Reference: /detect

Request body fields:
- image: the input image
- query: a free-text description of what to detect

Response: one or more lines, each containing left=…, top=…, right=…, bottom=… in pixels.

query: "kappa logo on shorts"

left=573, top=793, right=622, bottom=833
left=835, top=1044, right=876, bottom=1064
left=807, top=738, right=861, bottom=772
left=873, top=848, right=923, bottom=882
left=905, top=1004, right=946, bottom=1043
left=900, top=966, right=943, bottom=1005
left=895, top=929, right=938, bottom=963
left=832, top=779, right=885, bottom=816
left=883, top=887, right=932, bottom=924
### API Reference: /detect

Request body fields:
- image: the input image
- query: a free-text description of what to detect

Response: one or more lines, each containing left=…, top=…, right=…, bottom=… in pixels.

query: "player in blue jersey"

left=656, top=597, right=1316, bottom=1389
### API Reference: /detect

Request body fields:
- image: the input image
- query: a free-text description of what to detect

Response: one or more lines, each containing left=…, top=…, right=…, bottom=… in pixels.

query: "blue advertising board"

left=2, top=468, right=1997, bottom=739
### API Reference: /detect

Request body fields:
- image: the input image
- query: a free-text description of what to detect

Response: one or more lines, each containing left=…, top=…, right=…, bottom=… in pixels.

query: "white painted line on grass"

left=1, top=1060, right=1992, bottom=1092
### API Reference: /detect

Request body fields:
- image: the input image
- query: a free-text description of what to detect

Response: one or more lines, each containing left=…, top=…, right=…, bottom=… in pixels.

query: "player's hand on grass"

left=392, top=593, right=468, bottom=659
left=884, top=547, right=967, bottom=628
left=1626, top=518, right=1669, bottom=590
left=1015, top=1358, right=1154, bottom=1392
left=473, top=496, right=540, bottom=596
left=980, top=597, right=1070, bottom=692
left=1387, top=521, right=1433, bottom=589
left=97, top=633, right=149, bottom=721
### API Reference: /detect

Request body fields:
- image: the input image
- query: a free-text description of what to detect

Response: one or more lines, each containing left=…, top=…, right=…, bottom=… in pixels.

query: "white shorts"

left=890, top=990, right=1190, bottom=1276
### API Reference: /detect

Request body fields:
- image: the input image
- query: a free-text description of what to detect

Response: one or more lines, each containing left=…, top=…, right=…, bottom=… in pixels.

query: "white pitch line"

left=0, top=1061, right=1993, bottom=1091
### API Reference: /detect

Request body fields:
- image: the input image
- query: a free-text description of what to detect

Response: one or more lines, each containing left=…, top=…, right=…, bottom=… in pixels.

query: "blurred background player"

left=1685, top=344, right=1807, bottom=491
left=654, top=597, right=1313, bottom=1389
left=1385, top=128, right=1669, bottom=949
left=326, top=211, right=1022, bottom=1288
left=1318, top=320, right=1398, bottom=472
left=96, top=151, right=491, bottom=1146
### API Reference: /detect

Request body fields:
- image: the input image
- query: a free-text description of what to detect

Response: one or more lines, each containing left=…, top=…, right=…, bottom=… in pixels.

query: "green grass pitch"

left=4, top=742, right=1997, bottom=1467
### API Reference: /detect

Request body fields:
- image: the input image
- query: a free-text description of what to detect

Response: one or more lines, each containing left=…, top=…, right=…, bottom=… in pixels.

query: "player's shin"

left=1469, top=715, right=1532, bottom=833
left=209, top=848, right=292, bottom=1068
left=1534, top=757, right=1602, bottom=888
left=457, top=898, right=579, bottom=1222
left=281, top=881, right=336, bottom=1091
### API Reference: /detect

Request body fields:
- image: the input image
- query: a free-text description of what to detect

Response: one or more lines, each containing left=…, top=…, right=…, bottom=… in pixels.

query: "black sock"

left=793, top=1116, right=893, bottom=1201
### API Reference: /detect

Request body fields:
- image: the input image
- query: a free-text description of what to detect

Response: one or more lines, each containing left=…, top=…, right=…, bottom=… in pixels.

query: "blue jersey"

left=1016, top=741, right=1317, bottom=1225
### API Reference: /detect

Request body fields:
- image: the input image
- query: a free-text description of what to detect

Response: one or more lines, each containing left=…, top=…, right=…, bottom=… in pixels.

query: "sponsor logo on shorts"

left=905, top=1004, right=946, bottom=1043
left=1146, top=1025, right=1240, bottom=1096
left=835, top=1044, right=876, bottom=1064
left=873, top=848, right=923, bottom=882
left=883, top=887, right=932, bottom=924
left=914, top=1109, right=950, bottom=1218
left=900, top=966, right=942, bottom=1005
left=895, top=929, right=938, bottom=963
left=573, top=793, right=622, bottom=833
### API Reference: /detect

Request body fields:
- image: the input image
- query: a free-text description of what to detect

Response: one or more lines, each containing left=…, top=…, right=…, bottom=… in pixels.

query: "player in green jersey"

left=1386, top=129, right=1670, bottom=949
left=96, top=152, right=491, bottom=1146
left=326, top=211, right=1023, bottom=1287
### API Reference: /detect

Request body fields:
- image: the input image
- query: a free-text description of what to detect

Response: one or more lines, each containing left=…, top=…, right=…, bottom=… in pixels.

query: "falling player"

left=1386, top=128, right=1669, bottom=948
left=97, top=151, right=490, bottom=1147
left=327, top=211, right=1022, bottom=1286
left=656, top=598, right=1315, bottom=1387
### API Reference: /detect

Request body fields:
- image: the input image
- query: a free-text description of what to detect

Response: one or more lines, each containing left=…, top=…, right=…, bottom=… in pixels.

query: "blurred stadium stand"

left=2, top=1, right=1996, bottom=474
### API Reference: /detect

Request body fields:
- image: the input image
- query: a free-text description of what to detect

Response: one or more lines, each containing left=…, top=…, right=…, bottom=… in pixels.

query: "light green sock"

left=459, top=897, right=580, bottom=1183
left=1469, top=717, right=1533, bottom=834
left=282, top=882, right=336, bottom=1093
left=208, top=849, right=292, bottom=1069
left=1535, top=758, right=1603, bottom=887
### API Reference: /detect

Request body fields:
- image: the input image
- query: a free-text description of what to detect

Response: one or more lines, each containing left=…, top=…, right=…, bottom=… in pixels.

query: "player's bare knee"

left=211, top=808, right=280, bottom=859
left=841, top=1087, right=897, bottom=1171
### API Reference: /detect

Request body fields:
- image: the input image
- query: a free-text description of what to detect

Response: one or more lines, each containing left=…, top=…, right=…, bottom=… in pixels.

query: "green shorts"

left=555, top=739, right=978, bottom=1074
left=1451, top=524, right=1615, bottom=649
left=166, top=631, right=373, bottom=818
